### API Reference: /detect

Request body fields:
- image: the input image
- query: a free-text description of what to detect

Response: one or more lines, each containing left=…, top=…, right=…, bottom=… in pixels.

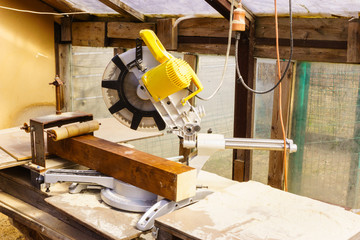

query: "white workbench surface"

left=155, top=171, right=360, bottom=240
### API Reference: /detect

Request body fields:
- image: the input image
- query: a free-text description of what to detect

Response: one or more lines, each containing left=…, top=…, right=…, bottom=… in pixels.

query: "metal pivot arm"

left=225, top=138, right=297, bottom=153
left=189, top=134, right=297, bottom=173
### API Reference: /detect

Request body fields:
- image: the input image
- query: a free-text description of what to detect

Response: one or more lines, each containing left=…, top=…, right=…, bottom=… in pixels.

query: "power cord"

left=235, top=0, right=293, bottom=94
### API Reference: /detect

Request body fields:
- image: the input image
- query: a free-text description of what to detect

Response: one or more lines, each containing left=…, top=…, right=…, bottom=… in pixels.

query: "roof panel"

left=120, top=0, right=218, bottom=15
left=65, top=0, right=117, bottom=13
left=242, top=0, right=360, bottom=17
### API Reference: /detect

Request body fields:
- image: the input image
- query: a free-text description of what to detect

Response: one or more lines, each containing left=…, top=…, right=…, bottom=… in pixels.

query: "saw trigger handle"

left=140, top=29, right=173, bottom=63
left=181, top=69, right=204, bottom=105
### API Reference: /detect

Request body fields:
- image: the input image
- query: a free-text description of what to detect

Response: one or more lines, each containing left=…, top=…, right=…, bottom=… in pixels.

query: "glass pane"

left=252, top=59, right=276, bottom=184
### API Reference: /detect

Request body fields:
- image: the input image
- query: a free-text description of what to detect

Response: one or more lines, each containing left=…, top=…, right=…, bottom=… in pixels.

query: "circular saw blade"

left=101, top=48, right=165, bottom=131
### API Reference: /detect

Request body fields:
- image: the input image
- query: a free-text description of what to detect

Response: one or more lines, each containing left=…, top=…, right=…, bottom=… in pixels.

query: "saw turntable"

left=40, top=29, right=297, bottom=232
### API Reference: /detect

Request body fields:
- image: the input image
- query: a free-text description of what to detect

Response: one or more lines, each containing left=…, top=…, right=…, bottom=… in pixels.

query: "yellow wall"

left=0, top=0, right=56, bottom=129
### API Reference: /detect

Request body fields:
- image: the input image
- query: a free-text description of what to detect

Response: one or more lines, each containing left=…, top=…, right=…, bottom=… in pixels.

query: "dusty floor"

left=0, top=213, right=25, bottom=240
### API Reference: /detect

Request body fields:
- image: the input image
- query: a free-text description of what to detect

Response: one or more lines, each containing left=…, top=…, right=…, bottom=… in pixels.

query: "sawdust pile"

left=0, top=213, right=24, bottom=240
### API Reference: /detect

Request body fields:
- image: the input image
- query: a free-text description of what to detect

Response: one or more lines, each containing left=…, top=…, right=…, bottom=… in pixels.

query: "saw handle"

left=181, top=70, right=204, bottom=106
left=140, top=29, right=173, bottom=63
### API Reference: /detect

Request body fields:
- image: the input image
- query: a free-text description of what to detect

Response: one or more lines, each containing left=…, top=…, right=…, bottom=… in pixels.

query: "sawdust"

left=0, top=213, right=25, bottom=240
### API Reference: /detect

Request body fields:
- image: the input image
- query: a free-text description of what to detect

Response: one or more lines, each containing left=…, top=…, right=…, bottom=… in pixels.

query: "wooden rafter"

left=98, top=0, right=144, bottom=22
left=204, top=0, right=254, bottom=23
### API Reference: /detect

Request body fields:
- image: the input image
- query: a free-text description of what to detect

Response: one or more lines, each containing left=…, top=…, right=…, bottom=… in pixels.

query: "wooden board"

left=254, top=45, right=347, bottom=63
left=94, top=118, right=162, bottom=143
left=0, top=191, right=99, bottom=240
left=47, top=135, right=197, bottom=202
left=45, top=191, right=142, bottom=240
left=72, top=22, right=106, bottom=47
left=0, top=127, right=32, bottom=160
left=157, top=18, right=178, bottom=50
left=255, top=17, right=349, bottom=41
left=155, top=171, right=360, bottom=240
left=0, top=149, right=29, bottom=170
left=107, top=22, right=155, bottom=39
left=178, top=18, right=230, bottom=38
left=347, top=20, right=360, bottom=63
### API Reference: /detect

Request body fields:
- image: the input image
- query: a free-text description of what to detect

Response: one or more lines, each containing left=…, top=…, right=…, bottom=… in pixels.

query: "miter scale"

left=43, top=29, right=297, bottom=232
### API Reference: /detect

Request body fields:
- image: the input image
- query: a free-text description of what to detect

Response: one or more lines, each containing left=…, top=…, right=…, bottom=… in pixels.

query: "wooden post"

left=58, top=44, right=72, bottom=112
left=233, top=21, right=255, bottom=182
left=61, top=17, right=72, bottom=42
left=267, top=61, right=294, bottom=189
left=347, top=19, right=360, bottom=63
left=47, top=135, right=196, bottom=202
left=156, top=18, right=178, bottom=51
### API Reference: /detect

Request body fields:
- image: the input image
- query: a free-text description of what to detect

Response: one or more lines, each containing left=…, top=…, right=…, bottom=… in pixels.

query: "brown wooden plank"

left=157, top=18, right=178, bottom=50
left=107, top=22, right=155, bottom=39
left=347, top=19, right=360, bottom=63
left=47, top=135, right=196, bottom=202
left=178, top=43, right=235, bottom=55
left=255, top=17, right=349, bottom=41
left=72, top=22, right=105, bottom=47
left=98, top=0, right=145, bottom=22
left=178, top=18, right=230, bottom=38
left=58, top=43, right=72, bottom=111
left=267, top=61, right=294, bottom=189
left=254, top=45, right=347, bottom=63
left=232, top=159, right=244, bottom=182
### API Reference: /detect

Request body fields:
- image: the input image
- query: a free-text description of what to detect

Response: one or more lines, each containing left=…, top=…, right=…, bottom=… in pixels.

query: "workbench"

left=1, top=119, right=360, bottom=239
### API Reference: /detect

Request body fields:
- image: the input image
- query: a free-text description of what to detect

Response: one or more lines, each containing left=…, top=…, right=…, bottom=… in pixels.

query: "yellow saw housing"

left=140, top=30, right=203, bottom=105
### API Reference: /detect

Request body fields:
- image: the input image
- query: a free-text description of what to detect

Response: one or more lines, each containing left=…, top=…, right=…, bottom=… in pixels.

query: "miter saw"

left=43, top=29, right=297, bottom=233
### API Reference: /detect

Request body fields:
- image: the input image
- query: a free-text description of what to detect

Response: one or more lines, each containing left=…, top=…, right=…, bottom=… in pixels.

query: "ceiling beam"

left=204, top=0, right=254, bottom=23
left=98, top=0, right=145, bottom=22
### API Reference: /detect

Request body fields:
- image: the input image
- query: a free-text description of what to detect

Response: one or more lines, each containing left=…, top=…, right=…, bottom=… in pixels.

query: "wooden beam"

left=178, top=43, right=235, bottom=55
left=157, top=18, right=178, bottom=51
left=98, top=0, right=145, bottom=22
left=233, top=21, right=255, bottom=182
left=60, top=17, right=71, bottom=42
left=347, top=19, right=360, bottom=63
left=256, top=17, right=349, bottom=41
left=254, top=45, right=347, bottom=63
left=268, top=61, right=294, bottom=189
left=204, top=0, right=254, bottom=24
left=107, top=22, right=155, bottom=39
left=72, top=22, right=105, bottom=47
left=178, top=18, right=230, bottom=38
left=47, top=135, right=196, bottom=202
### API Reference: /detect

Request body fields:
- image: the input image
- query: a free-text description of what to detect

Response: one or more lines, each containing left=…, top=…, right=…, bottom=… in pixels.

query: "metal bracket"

left=127, top=38, right=147, bottom=72
left=136, top=189, right=213, bottom=231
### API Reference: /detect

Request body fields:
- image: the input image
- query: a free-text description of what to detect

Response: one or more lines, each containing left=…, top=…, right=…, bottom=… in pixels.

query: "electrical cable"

left=0, top=5, right=89, bottom=15
left=194, top=0, right=236, bottom=101
left=273, top=0, right=289, bottom=192
left=235, top=0, right=293, bottom=94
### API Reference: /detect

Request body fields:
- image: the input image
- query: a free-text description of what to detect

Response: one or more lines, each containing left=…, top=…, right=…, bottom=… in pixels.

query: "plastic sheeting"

left=63, top=0, right=359, bottom=17
left=242, top=0, right=360, bottom=17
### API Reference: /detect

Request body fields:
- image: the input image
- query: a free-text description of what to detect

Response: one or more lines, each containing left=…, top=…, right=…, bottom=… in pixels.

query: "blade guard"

left=140, top=29, right=203, bottom=106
